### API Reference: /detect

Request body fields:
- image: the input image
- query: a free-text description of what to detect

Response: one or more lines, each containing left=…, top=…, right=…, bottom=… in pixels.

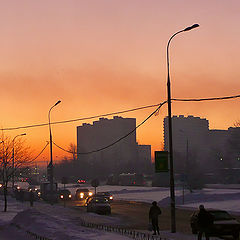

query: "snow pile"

left=0, top=196, right=28, bottom=225
left=10, top=208, right=132, bottom=240
left=158, top=191, right=240, bottom=207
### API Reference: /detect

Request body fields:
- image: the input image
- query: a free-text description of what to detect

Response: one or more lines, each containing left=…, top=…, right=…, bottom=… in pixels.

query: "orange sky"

left=0, top=0, right=239, bottom=165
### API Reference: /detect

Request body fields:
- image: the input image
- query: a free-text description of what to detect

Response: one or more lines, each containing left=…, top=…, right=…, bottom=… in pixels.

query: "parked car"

left=190, top=209, right=240, bottom=239
left=75, top=188, right=93, bottom=200
left=86, top=197, right=111, bottom=215
left=58, top=189, right=72, bottom=201
left=94, top=192, right=113, bottom=202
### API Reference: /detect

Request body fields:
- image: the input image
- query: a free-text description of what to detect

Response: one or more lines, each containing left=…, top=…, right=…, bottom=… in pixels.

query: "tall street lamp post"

left=48, top=100, right=61, bottom=204
left=167, top=24, right=199, bottom=233
left=12, top=133, right=26, bottom=188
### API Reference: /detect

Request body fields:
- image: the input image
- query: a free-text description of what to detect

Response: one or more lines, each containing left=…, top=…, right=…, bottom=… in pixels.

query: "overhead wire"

left=53, top=101, right=168, bottom=155
left=0, top=103, right=161, bottom=131
left=172, top=94, right=240, bottom=102
left=52, top=94, right=240, bottom=155
left=30, top=142, right=49, bottom=162
left=1, top=94, right=239, bottom=157
left=1, top=94, right=239, bottom=132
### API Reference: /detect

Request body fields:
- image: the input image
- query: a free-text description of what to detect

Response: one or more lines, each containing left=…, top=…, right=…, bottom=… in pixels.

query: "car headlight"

left=89, top=192, right=93, bottom=196
left=60, top=195, right=64, bottom=199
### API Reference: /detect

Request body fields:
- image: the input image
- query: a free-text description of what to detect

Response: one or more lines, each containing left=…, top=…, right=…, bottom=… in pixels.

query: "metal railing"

left=80, top=220, right=169, bottom=240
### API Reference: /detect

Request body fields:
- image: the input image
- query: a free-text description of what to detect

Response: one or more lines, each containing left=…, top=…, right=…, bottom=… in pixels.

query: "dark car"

left=58, top=189, right=72, bottom=200
left=86, top=197, right=111, bottom=215
left=94, top=192, right=113, bottom=202
left=75, top=188, right=93, bottom=200
left=190, top=209, right=240, bottom=239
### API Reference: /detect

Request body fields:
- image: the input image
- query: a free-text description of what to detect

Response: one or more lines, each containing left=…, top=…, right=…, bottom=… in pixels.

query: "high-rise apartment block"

left=163, top=115, right=240, bottom=173
left=77, top=116, right=151, bottom=177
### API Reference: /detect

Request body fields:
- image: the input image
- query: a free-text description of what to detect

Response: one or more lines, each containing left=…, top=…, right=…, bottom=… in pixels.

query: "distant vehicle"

left=107, top=173, right=145, bottom=186
left=40, top=182, right=58, bottom=202
left=77, top=179, right=86, bottom=184
left=94, top=192, right=113, bottom=202
left=75, top=188, right=93, bottom=200
left=119, top=173, right=145, bottom=186
left=190, top=209, right=240, bottom=239
left=28, top=185, right=38, bottom=192
left=86, top=197, right=111, bottom=215
left=58, top=189, right=72, bottom=200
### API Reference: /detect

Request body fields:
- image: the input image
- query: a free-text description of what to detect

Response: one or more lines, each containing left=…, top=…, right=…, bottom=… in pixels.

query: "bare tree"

left=234, top=120, right=240, bottom=127
left=68, top=143, right=77, bottom=161
left=0, top=134, right=32, bottom=212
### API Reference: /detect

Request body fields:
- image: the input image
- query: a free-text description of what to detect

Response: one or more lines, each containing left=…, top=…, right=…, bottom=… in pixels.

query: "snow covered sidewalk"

left=0, top=196, right=221, bottom=240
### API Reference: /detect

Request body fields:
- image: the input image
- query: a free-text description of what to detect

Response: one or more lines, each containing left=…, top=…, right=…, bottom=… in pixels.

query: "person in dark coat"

left=197, top=205, right=214, bottom=240
left=29, top=190, right=34, bottom=207
left=149, top=201, right=162, bottom=235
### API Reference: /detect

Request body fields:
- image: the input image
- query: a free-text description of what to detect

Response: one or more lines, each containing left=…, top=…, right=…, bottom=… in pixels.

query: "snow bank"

left=158, top=191, right=240, bottom=207
left=10, top=208, right=132, bottom=240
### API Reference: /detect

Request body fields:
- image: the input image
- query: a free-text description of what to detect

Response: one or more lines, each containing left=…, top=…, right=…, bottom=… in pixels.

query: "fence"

left=80, top=220, right=169, bottom=240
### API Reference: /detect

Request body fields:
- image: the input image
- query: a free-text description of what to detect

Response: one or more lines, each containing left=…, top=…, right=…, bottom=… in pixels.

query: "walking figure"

left=197, top=205, right=214, bottom=240
left=29, top=190, right=34, bottom=207
left=149, top=201, right=162, bottom=235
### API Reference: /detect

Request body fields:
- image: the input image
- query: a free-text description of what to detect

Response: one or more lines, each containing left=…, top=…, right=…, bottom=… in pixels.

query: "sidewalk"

left=0, top=196, right=221, bottom=240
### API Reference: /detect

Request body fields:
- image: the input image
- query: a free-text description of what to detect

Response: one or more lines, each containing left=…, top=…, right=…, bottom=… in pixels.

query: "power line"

left=30, top=142, right=49, bottom=162
left=1, top=93, right=239, bottom=131
left=1, top=103, right=160, bottom=131
left=53, top=101, right=167, bottom=155
left=172, top=94, right=240, bottom=102
left=52, top=94, right=240, bottom=156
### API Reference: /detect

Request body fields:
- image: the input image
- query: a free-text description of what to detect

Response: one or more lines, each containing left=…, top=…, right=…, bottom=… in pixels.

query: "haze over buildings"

left=163, top=115, right=240, bottom=182
left=77, top=116, right=151, bottom=178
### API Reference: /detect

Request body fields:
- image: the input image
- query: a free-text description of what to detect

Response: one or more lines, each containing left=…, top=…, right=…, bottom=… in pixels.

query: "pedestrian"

left=29, top=190, right=34, bottom=207
left=197, top=205, right=214, bottom=240
left=149, top=201, right=162, bottom=235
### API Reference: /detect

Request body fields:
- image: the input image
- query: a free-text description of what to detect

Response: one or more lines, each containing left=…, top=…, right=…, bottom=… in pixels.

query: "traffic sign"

left=155, top=151, right=169, bottom=172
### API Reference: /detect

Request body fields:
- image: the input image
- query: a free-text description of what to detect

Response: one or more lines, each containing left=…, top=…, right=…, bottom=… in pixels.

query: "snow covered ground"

left=62, top=183, right=240, bottom=214
left=0, top=196, right=221, bottom=240
left=1, top=183, right=239, bottom=239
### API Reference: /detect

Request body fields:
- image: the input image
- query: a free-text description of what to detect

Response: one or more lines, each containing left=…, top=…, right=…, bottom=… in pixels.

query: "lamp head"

left=54, top=100, right=61, bottom=106
left=184, top=24, right=199, bottom=32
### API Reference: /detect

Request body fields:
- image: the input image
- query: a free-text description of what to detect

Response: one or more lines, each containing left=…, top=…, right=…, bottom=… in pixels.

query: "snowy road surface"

left=1, top=184, right=239, bottom=240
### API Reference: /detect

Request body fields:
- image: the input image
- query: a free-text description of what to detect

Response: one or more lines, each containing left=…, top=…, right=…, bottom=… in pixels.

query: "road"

left=69, top=199, right=195, bottom=234
left=68, top=199, right=240, bottom=240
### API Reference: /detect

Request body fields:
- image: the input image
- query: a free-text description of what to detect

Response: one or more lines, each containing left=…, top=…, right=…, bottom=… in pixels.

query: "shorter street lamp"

left=48, top=100, right=61, bottom=204
left=12, top=133, right=26, bottom=188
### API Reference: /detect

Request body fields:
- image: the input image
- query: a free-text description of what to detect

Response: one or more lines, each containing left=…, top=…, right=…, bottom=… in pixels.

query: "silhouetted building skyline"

left=77, top=116, right=151, bottom=178
left=163, top=115, right=240, bottom=181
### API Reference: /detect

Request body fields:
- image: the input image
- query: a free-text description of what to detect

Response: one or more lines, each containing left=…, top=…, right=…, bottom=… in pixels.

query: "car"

left=58, top=189, right=72, bottom=200
left=190, top=209, right=240, bottom=239
left=75, top=188, right=93, bottom=200
left=86, top=197, right=111, bottom=215
left=93, top=192, right=113, bottom=202
left=28, top=185, right=39, bottom=192
left=77, top=179, right=86, bottom=184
